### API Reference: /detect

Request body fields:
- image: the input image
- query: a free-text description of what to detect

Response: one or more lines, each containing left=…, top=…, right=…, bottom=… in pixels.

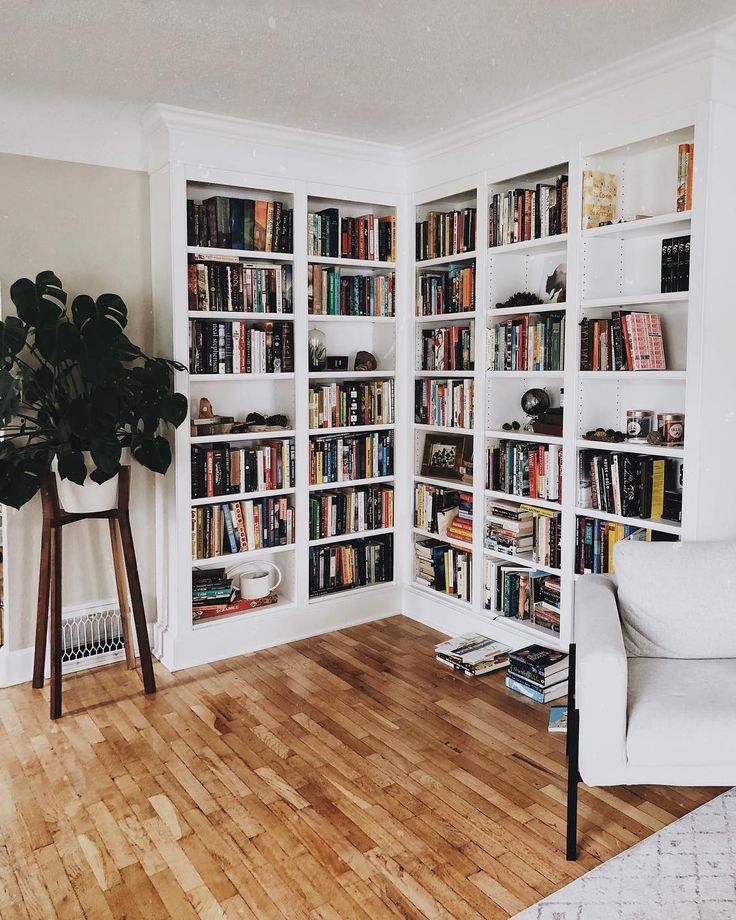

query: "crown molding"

left=404, top=16, right=736, bottom=168
left=142, top=103, right=406, bottom=172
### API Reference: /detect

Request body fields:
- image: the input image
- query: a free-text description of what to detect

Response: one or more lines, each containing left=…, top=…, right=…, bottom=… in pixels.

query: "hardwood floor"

left=0, top=615, right=720, bottom=919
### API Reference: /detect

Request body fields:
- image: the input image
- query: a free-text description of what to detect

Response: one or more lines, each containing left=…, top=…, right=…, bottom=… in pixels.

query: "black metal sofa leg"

left=566, top=643, right=579, bottom=861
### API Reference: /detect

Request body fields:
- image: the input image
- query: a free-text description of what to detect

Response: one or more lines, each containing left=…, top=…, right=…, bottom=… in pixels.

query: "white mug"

left=228, top=561, right=282, bottom=599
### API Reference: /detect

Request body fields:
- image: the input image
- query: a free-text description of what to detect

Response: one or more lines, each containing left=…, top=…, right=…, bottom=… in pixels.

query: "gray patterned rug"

left=514, top=788, right=736, bottom=920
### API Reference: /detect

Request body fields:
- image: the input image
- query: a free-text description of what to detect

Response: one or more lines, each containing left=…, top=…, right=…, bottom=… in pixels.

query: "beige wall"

left=0, top=153, right=156, bottom=651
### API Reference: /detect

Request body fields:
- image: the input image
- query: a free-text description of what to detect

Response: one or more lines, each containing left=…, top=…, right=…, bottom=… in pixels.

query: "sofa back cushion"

left=614, top=539, right=736, bottom=658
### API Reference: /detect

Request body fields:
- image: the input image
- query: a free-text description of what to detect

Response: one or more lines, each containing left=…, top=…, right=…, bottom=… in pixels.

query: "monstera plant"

left=0, top=271, right=188, bottom=509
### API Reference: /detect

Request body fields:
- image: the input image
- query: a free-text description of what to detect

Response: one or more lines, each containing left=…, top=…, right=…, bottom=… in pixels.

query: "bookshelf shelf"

left=575, top=506, right=681, bottom=535
left=416, top=251, right=477, bottom=268
left=414, top=474, right=472, bottom=490
left=191, top=487, right=296, bottom=507
left=486, top=370, right=565, bottom=379
left=489, top=233, right=568, bottom=255
left=187, top=311, right=295, bottom=321
left=191, top=430, right=295, bottom=445
left=414, top=370, right=475, bottom=379
left=582, top=210, right=691, bottom=240
left=491, top=302, right=567, bottom=317
left=415, top=311, right=477, bottom=324
left=414, top=423, right=474, bottom=434
left=410, top=581, right=474, bottom=611
left=484, top=490, right=563, bottom=512
left=308, top=475, right=395, bottom=492
left=575, top=438, right=685, bottom=458
left=307, top=314, right=395, bottom=323
left=578, top=370, right=686, bottom=380
left=580, top=292, right=688, bottom=309
left=192, top=543, right=296, bottom=569
left=482, top=547, right=562, bottom=577
left=486, top=429, right=564, bottom=445
left=190, top=373, right=296, bottom=382
left=308, top=370, right=395, bottom=380
left=309, top=527, right=395, bottom=547
left=187, top=245, right=294, bottom=262
left=307, top=581, right=395, bottom=606
left=308, top=255, right=395, bottom=269
left=309, top=423, right=394, bottom=435
left=413, top=527, right=473, bottom=552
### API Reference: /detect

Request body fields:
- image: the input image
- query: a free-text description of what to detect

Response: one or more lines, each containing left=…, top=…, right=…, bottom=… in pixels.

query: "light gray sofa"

left=567, top=539, right=736, bottom=858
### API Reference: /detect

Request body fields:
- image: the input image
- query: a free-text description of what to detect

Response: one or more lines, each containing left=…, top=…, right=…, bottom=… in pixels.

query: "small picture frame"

left=538, top=256, right=567, bottom=303
left=421, top=433, right=469, bottom=480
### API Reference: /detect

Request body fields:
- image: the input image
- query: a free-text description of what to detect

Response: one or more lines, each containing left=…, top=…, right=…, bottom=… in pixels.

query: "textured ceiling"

left=1, top=0, right=734, bottom=146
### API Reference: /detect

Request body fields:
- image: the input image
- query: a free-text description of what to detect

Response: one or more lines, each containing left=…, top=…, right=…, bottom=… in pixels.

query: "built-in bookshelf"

left=412, top=189, right=481, bottom=608
left=306, top=195, right=397, bottom=600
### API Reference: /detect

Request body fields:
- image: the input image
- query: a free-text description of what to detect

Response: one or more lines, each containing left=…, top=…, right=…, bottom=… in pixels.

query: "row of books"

left=414, top=483, right=463, bottom=535
left=189, top=320, right=294, bottom=375
left=309, top=485, right=394, bottom=541
left=416, top=265, right=475, bottom=316
left=579, top=312, right=666, bottom=371
left=308, top=379, right=394, bottom=429
left=191, top=440, right=295, bottom=499
left=489, top=176, right=568, bottom=248
left=419, top=325, right=474, bottom=372
left=486, top=441, right=562, bottom=502
left=308, top=431, right=393, bottom=485
left=191, top=569, right=278, bottom=623
left=578, top=451, right=683, bottom=522
left=575, top=517, right=677, bottom=574
left=191, top=497, right=295, bottom=560
left=676, top=144, right=694, bottom=212
left=307, top=210, right=396, bottom=262
left=484, top=561, right=561, bottom=633
left=308, top=265, right=395, bottom=317
left=414, top=378, right=474, bottom=429
left=506, top=645, right=568, bottom=704
left=416, top=208, right=477, bottom=261
left=446, top=492, right=473, bottom=545
left=485, top=500, right=562, bottom=569
left=187, top=259, right=293, bottom=314
left=487, top=313, right=565, bottom=372
left=187, top=196, right=293, bottom=253
left=415, top=537, right=472, bottom=603
left=661, top=236, right=690, bottom=294
left=309, top=535, right=393, bottom=597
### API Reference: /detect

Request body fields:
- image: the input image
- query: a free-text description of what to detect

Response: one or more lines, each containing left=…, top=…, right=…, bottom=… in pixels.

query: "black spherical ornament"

left=520, top=388, right=550, bottom=418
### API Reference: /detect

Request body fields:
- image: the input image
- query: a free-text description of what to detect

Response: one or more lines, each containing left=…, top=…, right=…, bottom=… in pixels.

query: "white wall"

left=0, top=153, right=157, bottom=651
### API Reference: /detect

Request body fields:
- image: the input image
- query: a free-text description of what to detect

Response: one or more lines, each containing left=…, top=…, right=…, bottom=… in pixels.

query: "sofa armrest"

left=575, top=574, right=628, bottom=785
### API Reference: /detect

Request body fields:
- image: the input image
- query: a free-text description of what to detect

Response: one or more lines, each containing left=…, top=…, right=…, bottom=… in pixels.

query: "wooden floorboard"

left=0, top=615, right=721, bottom=919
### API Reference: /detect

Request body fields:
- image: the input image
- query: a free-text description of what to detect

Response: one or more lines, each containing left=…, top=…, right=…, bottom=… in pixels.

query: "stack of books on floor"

left=446, top=492, right=473, bottom=544
left=506, top=645, right=569, bottom=703
left=191, top=568, right=278, bottom=623
left=435, top=634, right=511, bottom=677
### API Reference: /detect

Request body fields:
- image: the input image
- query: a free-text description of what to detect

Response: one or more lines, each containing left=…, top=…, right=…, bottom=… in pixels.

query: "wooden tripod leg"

left=109, top=519, right=135, bottom=670
left=32, top=520, right=52, bottom=689
left=117, top=512, right=156, bottom=695
left=49, top=527, right=63, bottom=720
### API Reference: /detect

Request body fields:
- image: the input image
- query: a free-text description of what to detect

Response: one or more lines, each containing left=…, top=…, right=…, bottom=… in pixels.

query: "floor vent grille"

left=61, top=601, right=127, bottom=673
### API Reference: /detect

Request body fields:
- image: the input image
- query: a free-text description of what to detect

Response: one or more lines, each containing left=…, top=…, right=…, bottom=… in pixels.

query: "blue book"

left=222, top=504, right=239, bottom=554
left=548, top=706, right=568, bottom=732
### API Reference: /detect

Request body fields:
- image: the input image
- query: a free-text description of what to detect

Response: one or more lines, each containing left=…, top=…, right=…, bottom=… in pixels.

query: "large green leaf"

left=159, top=393, right=188, bottom=426
left=0, top=370, right=21, bottom=424
left=10, top=273, right=66, bottom=327
left=0, top=317, right=27, bottom=363
left=56, top=450, right=86, bottom=485
left=0, top=457, right=41, bottom=508
left=35, top=322, right=82, bottom=365
left=132, top=435, right=171, bottom=474
left=90, top=435, right=121, bottom=473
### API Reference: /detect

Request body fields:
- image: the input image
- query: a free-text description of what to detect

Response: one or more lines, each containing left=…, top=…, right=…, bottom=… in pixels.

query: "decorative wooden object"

left=32, top=467, right=156, bottom=719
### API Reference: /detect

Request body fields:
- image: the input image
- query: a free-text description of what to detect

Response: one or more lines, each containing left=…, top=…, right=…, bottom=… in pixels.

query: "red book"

left=193, top=592, right=278, bottom=621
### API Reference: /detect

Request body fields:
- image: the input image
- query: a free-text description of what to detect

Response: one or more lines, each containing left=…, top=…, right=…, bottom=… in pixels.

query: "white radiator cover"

left=61, top=598, right=130, bottom=673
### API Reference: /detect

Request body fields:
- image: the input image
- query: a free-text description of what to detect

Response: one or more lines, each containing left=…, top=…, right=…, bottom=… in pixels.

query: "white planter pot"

left=52, top=451, right=127, bottom=514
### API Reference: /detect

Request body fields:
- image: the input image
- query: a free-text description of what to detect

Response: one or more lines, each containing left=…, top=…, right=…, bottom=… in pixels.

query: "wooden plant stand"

left=32, top=467, right=156, bottom=719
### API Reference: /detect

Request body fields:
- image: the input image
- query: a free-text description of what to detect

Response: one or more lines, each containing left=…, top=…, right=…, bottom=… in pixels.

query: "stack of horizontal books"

left=505, top=644, right=568, bottom=703
left=435, top=634, right=511, bottom=677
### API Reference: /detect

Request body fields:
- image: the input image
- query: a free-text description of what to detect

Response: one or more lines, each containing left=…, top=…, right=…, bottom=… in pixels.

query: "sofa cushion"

left=614, top=539, right=736, bottom=658
left=627, top=657, right=736, bottom=767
